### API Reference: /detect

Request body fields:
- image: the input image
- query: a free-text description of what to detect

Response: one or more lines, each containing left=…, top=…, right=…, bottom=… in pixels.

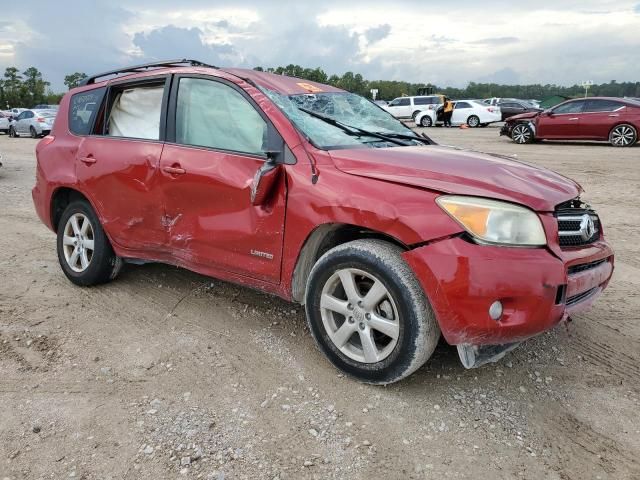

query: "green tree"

left=2, top=67, right=23, bottom=108
left=22, top=67, right=49, bottom=106
left=63, top=72, right=88, bottom=90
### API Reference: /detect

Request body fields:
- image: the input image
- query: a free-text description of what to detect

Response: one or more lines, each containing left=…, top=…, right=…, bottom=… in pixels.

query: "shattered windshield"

left=260, top=89, right=425, bottom=149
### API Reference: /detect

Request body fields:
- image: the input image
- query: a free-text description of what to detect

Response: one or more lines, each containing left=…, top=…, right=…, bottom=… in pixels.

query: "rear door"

left=580, top=99, right=626, bottom=139
left=159, top=75, right=288, bottom=283
left=451, top=101, right=472, bottom=124
left=536, top=100, right=585, bottom=138
left=74, top=77, right=169, bottom=252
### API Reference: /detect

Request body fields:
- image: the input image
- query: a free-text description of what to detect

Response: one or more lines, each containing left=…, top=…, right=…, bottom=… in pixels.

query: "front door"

left=16, top=111, right=33, bottom=134
left=386, top=98, right=412, bottom=118
left=159, top=76, right=287, bottom=283
left=537, top=99, right=585, bottom=138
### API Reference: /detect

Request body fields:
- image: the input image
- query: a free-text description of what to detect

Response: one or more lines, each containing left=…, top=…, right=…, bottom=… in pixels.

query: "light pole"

left=581, top=80, right=594, bottom=98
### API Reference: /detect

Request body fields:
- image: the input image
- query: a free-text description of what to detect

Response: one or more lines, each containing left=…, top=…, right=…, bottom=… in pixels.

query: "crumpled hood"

left=328, top=145, right=581, bottom=211
left=505, top=110, right=541, bottom=122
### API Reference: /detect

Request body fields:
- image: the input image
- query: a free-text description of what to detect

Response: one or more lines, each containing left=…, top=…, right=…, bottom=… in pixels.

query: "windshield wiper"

left=297, top=107, right=411, bottom=146
left=371, top=131, right=433, bottom=145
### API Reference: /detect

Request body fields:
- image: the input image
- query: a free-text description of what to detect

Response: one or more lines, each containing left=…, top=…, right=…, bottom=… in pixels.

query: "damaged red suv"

left=32, top=60, right=614, bottom=383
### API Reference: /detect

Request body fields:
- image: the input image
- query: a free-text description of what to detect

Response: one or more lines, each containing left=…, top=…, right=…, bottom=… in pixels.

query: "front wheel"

left=9, top=126, right=17, bottom=138
left=467, top=115, right=480, bottom=128
left=609, top=124, right=637, bottom=147
left=305, top=240, right=440, bottom=384
left=511, top=123, right=534, bottom=144
left=56, top=200, right=122, bottom=286
left=420, top=115, right=433, bottom=127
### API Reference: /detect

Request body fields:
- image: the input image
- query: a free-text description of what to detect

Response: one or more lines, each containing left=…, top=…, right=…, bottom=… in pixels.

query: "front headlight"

left=436, top=195, right=546, bottom=246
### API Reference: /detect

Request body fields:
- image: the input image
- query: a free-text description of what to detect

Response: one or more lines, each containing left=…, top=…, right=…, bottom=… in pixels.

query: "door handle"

left=79, top=156, right=96, bottom=164
left=568, top=118, right=579, bottom=121
left=608, top=114, right=619, bottom=117
left=163, top=165, right=186, bottom=175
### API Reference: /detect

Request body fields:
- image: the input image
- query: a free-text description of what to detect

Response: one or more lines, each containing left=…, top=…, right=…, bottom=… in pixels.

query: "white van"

left=382, top=95, right=443, bottom=119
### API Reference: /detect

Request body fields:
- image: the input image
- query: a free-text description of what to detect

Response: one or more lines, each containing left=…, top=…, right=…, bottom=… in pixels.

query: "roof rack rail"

left=79, top=59, right=218, bottom=86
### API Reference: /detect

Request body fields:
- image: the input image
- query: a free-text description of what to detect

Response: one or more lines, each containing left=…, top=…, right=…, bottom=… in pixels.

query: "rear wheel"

left=420, top=115, right=433, bottom=127
left=609, top=124, right=637, bottom=147
left=467, top=115, right=480, bottom=128
left=305, top=240, right=440, bottom=384
left=411, top=110, right=421, bottom=121
left=56, top=200, right=122, bottom=286
left=511, top=123, right=533, bottom=144
left=30, top=126, right=38, bottom=138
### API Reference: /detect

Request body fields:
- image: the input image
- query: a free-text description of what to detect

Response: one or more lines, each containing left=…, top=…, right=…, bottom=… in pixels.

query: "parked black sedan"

left=497, top=100, right=541, bottom=121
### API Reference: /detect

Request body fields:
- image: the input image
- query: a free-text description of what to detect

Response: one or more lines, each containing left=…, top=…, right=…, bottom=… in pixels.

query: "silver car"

left=9, top=109, right=57, bottom=138
left=0, top=112, right=10, bottom=134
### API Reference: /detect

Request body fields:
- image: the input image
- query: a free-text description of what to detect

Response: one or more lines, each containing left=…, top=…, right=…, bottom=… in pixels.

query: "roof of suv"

left=78, top=60, right=345, bottom=96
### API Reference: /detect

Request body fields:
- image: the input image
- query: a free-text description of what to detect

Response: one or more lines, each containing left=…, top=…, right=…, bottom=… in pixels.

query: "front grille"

left=566, top=287, right=598, bottom=306
left=555, top=199, right=600, bottom=248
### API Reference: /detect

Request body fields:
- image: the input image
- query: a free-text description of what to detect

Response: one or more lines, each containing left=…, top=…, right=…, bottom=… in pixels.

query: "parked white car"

left=0, top=112, right=10, bottom=134
left=415, top=100, right=502, bottom=127
left=382, top=95, right=443, bottom=120
left=9, top=109, right=57, bottom=138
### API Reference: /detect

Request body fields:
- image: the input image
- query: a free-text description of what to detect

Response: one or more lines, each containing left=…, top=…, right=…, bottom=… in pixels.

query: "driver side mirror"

left=544, top=110, right=553, bottom=116
left=250, top=152, right=281, bottom=206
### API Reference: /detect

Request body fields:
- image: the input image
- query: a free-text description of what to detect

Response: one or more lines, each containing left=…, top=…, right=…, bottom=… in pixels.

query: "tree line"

left=2, top=64, right=638, bottom=109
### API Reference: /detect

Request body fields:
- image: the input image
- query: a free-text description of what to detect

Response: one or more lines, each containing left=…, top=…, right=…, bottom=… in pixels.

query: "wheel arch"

left=50, top=187, right=94, bottom=232
left=290, top=223, right=408, bottom=304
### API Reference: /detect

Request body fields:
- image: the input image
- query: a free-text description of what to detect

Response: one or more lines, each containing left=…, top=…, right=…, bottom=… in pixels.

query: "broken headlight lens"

left=436, top=195, right=546, bottom=246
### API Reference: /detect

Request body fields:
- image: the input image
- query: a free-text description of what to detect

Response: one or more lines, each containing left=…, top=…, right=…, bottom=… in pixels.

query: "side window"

left=553, top=101, right=584, bottom=114
left=175, top=77, right=267, bottom=156
left=106, top=84, right=164, bottom=140
left=17, top=112, right=26, bottom=120
left=397, top=98, right=411, bottom=106
left=456, top=102, right=472, bottom=109
left=414, top=97, right=429, bottom=105
left=584, top=100, right=623, bottom=112
left=69, top=87, right=107, bottom=135
left=25, top=111, right=34, bottom=119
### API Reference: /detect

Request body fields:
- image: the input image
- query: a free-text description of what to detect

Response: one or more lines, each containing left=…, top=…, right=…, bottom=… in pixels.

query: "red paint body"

left=32, top=67, right=614, bottom=347
left=503, top=97, right=640, bottom=141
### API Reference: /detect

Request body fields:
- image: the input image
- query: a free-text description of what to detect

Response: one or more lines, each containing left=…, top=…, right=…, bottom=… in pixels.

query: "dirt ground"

left=0, top=127, right=638, bottom=480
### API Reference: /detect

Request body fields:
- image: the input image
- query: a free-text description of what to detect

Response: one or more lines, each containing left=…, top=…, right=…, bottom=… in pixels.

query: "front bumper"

left=402, top=236, right=614, bottom=346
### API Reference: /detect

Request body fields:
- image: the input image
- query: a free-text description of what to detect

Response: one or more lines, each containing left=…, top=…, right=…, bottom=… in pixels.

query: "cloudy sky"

left=2, top=0, right=640, bottom=91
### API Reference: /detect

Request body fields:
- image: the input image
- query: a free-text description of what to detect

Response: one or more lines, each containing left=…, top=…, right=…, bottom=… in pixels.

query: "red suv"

left=32, top=60, right=614, bottom=383
left=502, top=97, right=640, bottom=147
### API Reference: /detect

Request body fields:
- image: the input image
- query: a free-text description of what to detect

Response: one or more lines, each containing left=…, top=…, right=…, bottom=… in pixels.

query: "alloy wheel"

left=512, top=124, right=531, bottom=144
left=62, top=213, right=95, bottom=272
left=320, top=268, right=400, bottom=364
left=610, top=125, right=636, bottom=147
left=467, top=115, right=480, bottom=127
left=421, top=116, right=432, bottom=127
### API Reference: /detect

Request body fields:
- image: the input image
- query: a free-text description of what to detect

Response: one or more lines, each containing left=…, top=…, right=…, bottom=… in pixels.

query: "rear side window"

left=175, top=77, right=267, bottom=155
left=456, top=102, right=472, bottom=109
left=107, top=85, right=164, bottom=140
left=584, top=99, right=624, bottom=112
left=414, top=97, right=436, bottom=105
left=69, top=87, right=106, bottom=135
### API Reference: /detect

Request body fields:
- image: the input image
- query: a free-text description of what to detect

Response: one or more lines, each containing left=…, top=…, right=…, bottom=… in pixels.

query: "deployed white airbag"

left=108, top=86, right=164, bottom=140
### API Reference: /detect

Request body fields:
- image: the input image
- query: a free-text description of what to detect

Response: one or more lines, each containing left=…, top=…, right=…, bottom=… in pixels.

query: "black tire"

left=9, top=126, right=17, bottom=138
left=467, top=115, right=480, bottom=128
left=56, top=200, right=122, bottom=286
left=30, top=126, right=38, bottom=138
left=420, top=115, right=433, bottom=127
left=411, top=110, right=421, bottom=121
left=609, top=124, right=637, bottom=147
left=305, top=240, right=440, bottom=384
left=511, top=123, right=534, bottom=144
